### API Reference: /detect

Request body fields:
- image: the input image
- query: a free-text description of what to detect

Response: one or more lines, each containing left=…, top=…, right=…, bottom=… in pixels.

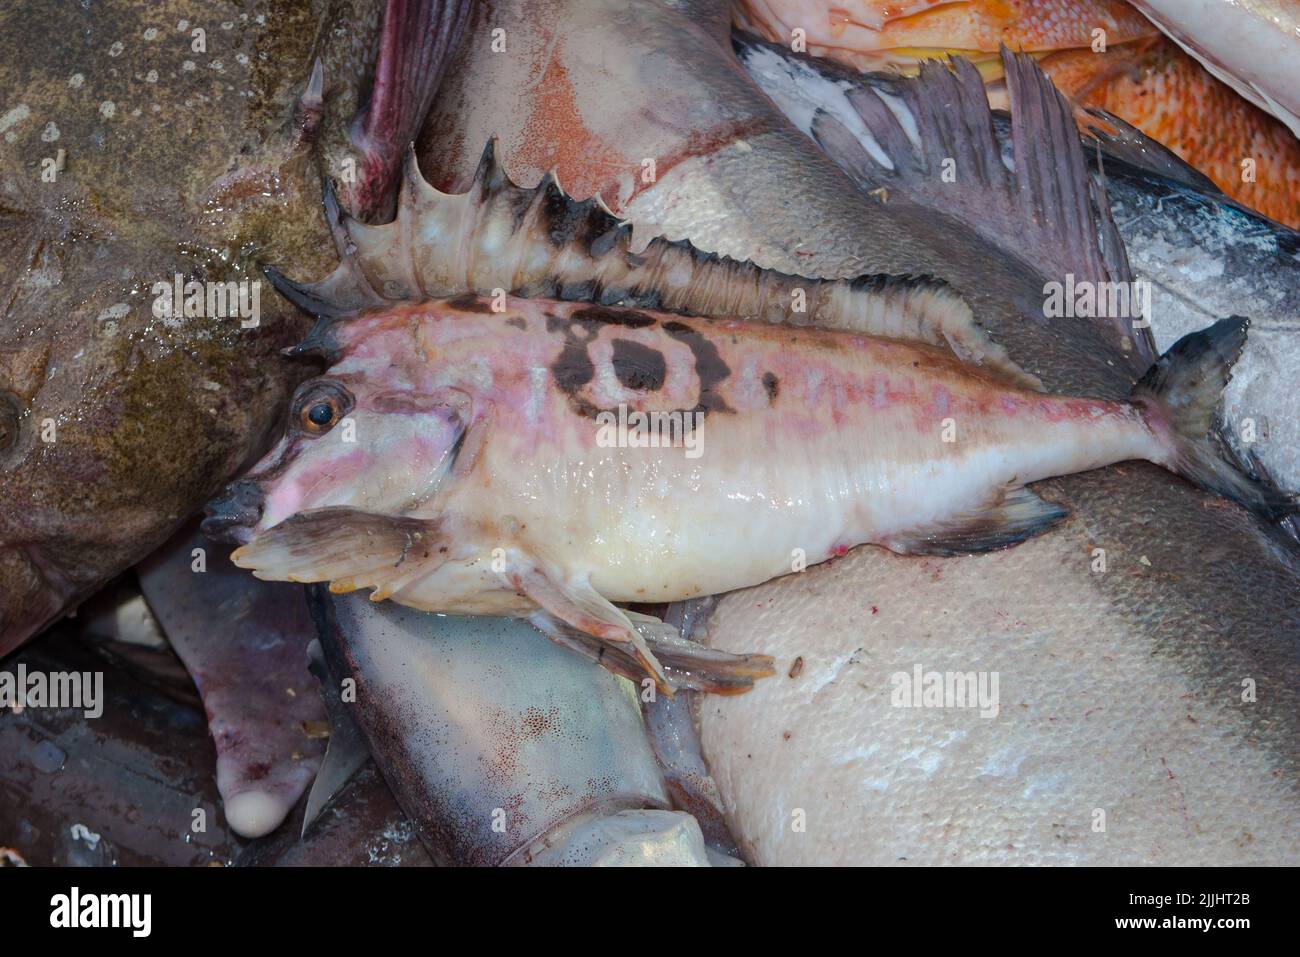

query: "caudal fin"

left=1134, top=316, right=1296, bottom=521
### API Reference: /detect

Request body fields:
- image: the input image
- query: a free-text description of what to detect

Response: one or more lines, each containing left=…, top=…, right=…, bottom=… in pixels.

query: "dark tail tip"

left=1135, top=316, right=1297, bottom=521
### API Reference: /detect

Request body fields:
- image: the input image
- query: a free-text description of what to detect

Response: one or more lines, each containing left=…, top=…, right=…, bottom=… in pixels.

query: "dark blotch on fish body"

left=663, top=320, right=734, bottom=417
left=762, top=371, right=779, bottom=402
left=612, top=340, right=667, bottom=391
left=445, top=294, right=495, bottom=314
left=569, top=306, right=657, bottom=330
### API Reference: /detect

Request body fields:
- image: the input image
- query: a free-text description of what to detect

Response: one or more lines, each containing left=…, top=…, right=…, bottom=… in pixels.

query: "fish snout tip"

left=202, top=479, right=265, bottom=545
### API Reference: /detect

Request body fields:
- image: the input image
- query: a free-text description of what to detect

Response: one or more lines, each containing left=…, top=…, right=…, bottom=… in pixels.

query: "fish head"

left=0, top=0, right=398, bottom=656
left=203, top=342, right=470, bottom=545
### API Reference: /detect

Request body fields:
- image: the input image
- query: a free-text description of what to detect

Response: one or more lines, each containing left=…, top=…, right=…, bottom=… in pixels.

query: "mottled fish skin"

left=0, top=0, right=471, bottom=655
left=1128, top=0, right=1300, bottom=141
left=1038, top=37, right=1300, bottom=229
left=413, top=1, right=1300, bottom=864
left=0, top=0, right=339, bottom=654
left=732, top=0, right=1158, bottom=73
left=137, top=524, right=326, bottom=839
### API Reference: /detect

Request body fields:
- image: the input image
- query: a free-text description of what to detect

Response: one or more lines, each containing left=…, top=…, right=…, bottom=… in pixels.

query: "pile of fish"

left=2, top=0, right=1298, bottom=867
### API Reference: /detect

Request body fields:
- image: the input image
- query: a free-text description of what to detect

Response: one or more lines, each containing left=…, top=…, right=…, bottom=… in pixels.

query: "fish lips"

left=202, top=480, right=266, bottom=545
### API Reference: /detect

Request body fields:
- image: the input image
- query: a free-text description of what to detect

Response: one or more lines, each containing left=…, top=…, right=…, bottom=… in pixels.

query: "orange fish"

left=735, top=0, right=1300, bottom=227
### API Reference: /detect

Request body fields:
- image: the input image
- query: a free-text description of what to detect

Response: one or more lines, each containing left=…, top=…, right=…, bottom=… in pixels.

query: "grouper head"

left=0, top=0, right=470, bottom=655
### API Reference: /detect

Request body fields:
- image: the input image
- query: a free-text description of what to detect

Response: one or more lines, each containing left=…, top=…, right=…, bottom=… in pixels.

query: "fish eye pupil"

left=308, top=402, right=334, bottom=427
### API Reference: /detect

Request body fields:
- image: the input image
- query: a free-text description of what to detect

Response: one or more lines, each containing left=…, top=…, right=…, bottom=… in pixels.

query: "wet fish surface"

left=409, top=1, right=1300, bottom=865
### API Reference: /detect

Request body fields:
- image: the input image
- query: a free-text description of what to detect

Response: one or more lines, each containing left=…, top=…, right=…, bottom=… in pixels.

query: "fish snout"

left=202, top=480, right=266, bottom=544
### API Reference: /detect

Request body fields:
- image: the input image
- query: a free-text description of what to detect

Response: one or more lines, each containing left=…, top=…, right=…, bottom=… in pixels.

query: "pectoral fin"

left=532, top=610, right=776, bottom=696
left=508, top=562, right=668, bottom=692
left=231, top=508, right=445, bottom=590
left=884, top=486, right=1067, bottom=556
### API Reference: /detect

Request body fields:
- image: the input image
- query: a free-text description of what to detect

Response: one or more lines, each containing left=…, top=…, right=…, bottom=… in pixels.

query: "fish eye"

left=293, top=381, right=353, bottom=436
left=299, top=397, right=340, bottom=434
left=307, top=401, right=335, bottom=428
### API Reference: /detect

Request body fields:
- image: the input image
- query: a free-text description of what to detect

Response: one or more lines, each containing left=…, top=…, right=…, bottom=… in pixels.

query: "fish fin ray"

left=301, top=635, right=371, bottom=837
left=1134, top=316, right=1298, bottom=521
left=231, top=508, right=446, bottom=589
left=802, top=43, right=1156, bottom=369
left=884, top=486, right=1068, bottom=556
left=345, top=0, right=472, bottom=221
left=270, top=136, right=1035, bottom=387
left=509, top=564, right=667, bottom=692
left=530, top=610, right=775, bottom=696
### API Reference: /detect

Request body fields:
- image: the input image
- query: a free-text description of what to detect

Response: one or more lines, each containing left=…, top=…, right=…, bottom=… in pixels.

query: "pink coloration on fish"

left=210, top=293, right=1281, bottom=689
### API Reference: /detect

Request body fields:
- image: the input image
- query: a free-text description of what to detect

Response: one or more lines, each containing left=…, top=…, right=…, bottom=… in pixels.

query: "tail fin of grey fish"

left=739, top=35, right=1156, bottom=369
left=1135, top=316, right=1297, bottom=521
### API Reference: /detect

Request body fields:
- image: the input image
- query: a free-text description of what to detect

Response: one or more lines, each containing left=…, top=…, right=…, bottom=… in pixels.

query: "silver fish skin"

left=406, top=1, right=1300, bottom=865
left=310, top=591, right=714, bottom=866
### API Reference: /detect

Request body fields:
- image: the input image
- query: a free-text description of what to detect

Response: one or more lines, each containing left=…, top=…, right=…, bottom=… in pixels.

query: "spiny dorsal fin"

left=785, top=44, right=1156, bottom=368
left=265, top=138, right=1041, bottom=389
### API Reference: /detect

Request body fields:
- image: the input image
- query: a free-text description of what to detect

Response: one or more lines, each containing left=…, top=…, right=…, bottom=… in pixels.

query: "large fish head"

left=0, top=0, right=398, bottom=656
left=203, top=321, right=469, bottom=545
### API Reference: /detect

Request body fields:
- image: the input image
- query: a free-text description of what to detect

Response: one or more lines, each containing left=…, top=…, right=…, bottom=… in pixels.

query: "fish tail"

left=1134, top=316, right=1297, bottom=521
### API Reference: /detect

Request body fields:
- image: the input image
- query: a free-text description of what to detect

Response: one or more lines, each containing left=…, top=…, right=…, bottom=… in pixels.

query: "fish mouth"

left=202, top=480, right=266, bottom=545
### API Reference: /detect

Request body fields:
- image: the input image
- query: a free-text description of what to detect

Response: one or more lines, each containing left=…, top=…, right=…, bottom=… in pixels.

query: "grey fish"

left=416, top=0, right=1300, bottom=864
left=735, top=31, right=1300, bottom=495
left=309, top=589, right=725, bottom=866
